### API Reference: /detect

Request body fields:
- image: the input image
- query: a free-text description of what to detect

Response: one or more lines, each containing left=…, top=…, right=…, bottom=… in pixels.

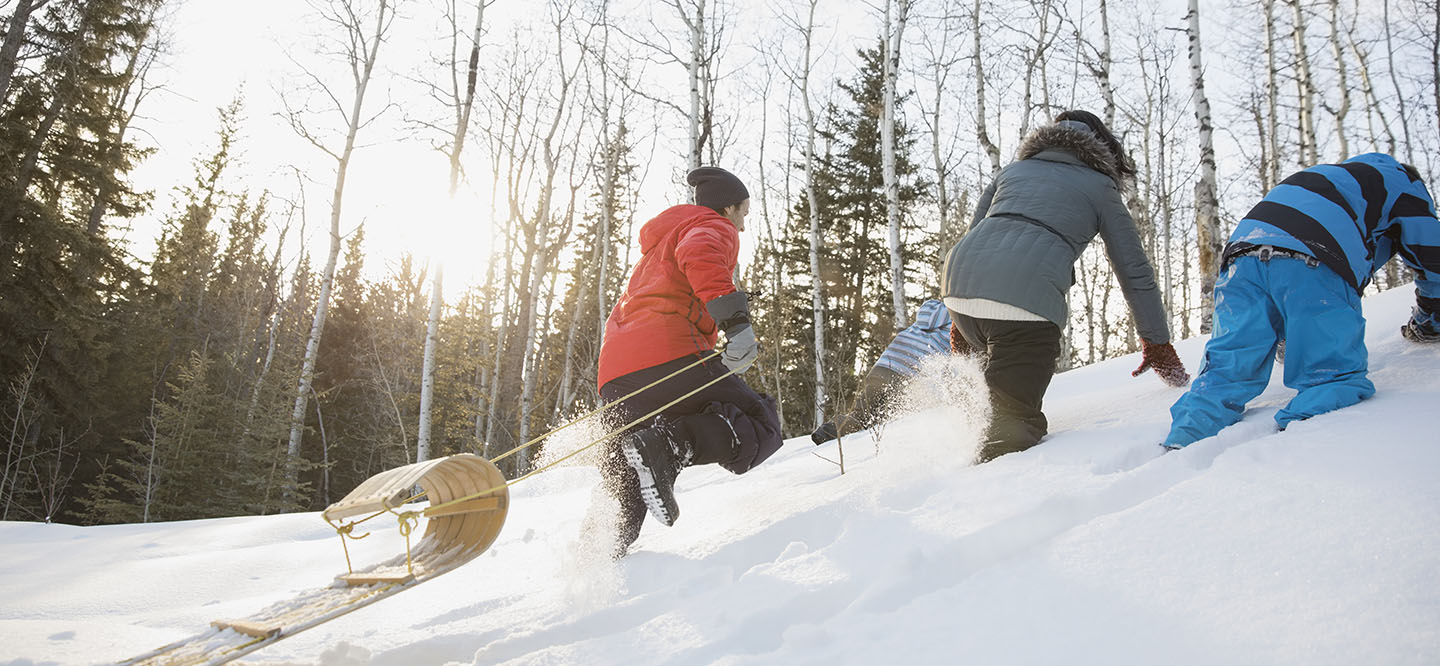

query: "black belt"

left=992, top=213, right=1083, bottom=253
left=1234, top=244, right=1320, bottom=268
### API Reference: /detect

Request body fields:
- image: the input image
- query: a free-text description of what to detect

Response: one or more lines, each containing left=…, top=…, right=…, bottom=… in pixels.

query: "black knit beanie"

left=687, top=166, right=749, bottom=211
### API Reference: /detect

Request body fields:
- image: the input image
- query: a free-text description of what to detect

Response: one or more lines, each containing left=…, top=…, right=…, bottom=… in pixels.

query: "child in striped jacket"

left=1164, top=153, right=1440, bottom=449
left=811, top=299, right=953, bottom=444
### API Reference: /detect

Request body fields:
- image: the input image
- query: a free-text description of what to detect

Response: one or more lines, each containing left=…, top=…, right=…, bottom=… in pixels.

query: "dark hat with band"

left=687, top=166, right=749, bottom=211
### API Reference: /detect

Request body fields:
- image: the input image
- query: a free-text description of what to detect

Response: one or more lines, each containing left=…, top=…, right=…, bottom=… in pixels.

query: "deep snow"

left=2, top=285, right=1438, bottom=666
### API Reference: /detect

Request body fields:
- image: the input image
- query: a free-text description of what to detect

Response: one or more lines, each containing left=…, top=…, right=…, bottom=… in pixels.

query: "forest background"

left=1, top=0, right=1436, bottom=525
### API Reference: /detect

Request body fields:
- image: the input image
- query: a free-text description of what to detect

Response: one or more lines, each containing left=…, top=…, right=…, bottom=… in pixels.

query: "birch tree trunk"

left=451, top=0, right=489, bottom=195
left=918, top=31, right=956, bottom=242
left=1289, top=0, right=1319, bottom=166
left=416, top=269, right=441, bottom=462
left=516, top=238, right=550, bottom=468
left=523, top=242, right=559, bottom=448
left=1249, top=94, right=1269, bottom=188
left=553, top=284, right=582, bottom=418
left=1432, top=0, right=1439, bottom=142
left=1161, top=142, right=1178, bottom=337
left=589, top=9, right=628, bottom=405
left=1264, top=0, right=1282, bottom=189
left=915, top=9, right=966, bottom=247
left=475, top=166, right=503, bottom=448
left=753, top=60, right=784, bottom=426
left=1098, top=0, right=1114, bottom=128
left=624, top=2, right=723, bottom=170
left=780, top=0, right=827, bottom=423
left=286, top=226, right=340, bottom=485
left=483, top=264, right=511, bottom=457
left=1325, top=0, right=1351, bottom=157
left=972, top=0, right=1001, bottom=175
left=676, top=0, right=709, bottom=170
left=802, top=2, right=827, bottom=424
left=284, top=0, right=396, bottom=493
left=539, top=185, right=580, bottom=425
left=596, top=125, right=621, bottom=345
left=881, top=0, right=913, bottom=329
left=1134, top=55, right=1160, bottom=319
left=1037, top=2, right=1054, bottom=115
left=1070, top=0, right=1116, bottom=129
left=516, top=6, right=586, bottom=470
left=1018, top=0, right=1058, bottom=139
left=1382, top=0, right=1414, bottom=162
left=592, top=11, right=620, bottom=355
left=1187, top=0, right=1222, bottom=334
left=1348, top=20, right=1398, bottom=154
left=417, top=0, right=490, bottom=463
left=242, top=307, right=281, bottom=445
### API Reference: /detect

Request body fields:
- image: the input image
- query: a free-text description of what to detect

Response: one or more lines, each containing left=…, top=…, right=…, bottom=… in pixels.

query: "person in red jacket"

left=588, top=166, right=783, bottom=558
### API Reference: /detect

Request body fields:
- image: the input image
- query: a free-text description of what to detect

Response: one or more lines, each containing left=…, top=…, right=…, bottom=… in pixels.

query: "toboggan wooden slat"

left=321, top=452, right=509, bottom=583
left=123, top=454, right=510, bottom=665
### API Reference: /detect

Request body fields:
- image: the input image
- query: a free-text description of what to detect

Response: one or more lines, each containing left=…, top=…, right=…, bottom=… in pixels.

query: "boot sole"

left=621, top=439, right=677, bottom=526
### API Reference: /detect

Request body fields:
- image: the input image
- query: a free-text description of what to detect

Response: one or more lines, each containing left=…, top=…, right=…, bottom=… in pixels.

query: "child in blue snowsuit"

left=1164, top=153, right=1440, bottom=449
left=812, top=298, right=953, bottom=443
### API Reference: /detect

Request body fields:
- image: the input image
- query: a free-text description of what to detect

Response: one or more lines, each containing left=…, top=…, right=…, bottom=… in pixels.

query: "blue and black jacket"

left=1223, top=153, right=1440, bottom=300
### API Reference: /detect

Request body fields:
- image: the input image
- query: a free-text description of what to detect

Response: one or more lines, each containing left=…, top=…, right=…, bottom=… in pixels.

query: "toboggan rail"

left=319, top=452, right=510, bottom=585
left=123, top=350, right=747, bottom=665
left=121, top=453, right=509, bottom=665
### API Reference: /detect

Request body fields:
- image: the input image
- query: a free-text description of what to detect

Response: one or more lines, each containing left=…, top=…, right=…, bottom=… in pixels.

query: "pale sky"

left=128, top=0, right=527, bottom=296
left=126, top=0, right=849, bottom=299
left=120, top=0, right=1265, bottom=299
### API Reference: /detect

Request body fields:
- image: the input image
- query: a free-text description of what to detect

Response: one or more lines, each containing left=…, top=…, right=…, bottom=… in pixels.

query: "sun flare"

left=349, top=148, right=500, bottom=296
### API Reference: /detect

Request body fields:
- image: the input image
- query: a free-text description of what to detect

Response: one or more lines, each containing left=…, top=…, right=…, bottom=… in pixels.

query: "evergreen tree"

left=545, top=133, right=638, bottom=420
left=767, top=42, right=928, bottom=433
left=258, top=249, right=319, bottom=512
left=306, top=228, right=415, bottom=506
left=431, top=285, right=496, bottom=458
left=78, top=100, right=311, bottom=522
left=0, top=0, right=165, bottom=522
left=208, top=192, right=277, bottom=394
left=306, top=227, right=366, bottom=504
left=85, top=349, right=222, bottom=523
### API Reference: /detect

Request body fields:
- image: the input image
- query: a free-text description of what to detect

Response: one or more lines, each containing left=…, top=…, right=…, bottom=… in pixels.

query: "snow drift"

left=2, top=286, right=1438, bottom=666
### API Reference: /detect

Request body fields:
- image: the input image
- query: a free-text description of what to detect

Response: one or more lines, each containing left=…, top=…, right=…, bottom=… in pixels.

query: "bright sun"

left=347, top=146, right=500, bottom=299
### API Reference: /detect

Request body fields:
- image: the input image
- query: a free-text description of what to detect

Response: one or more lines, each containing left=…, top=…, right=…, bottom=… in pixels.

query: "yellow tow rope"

left=424, top=350, right=748, bottom=514
left=328, top=349, right=751, bottom=568
left=489, top=349, right=723, bottom=464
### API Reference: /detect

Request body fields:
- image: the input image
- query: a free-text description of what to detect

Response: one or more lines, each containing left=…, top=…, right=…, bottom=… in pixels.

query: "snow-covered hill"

left=3, top=286, right=1438, bottom=666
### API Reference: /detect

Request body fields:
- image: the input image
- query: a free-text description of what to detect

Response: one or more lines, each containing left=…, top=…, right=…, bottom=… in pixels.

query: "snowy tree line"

left=1, top=0, right=1436, bottom=524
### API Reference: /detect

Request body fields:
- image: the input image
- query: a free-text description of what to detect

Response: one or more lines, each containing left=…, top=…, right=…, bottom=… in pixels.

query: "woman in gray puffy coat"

left=943, top=110, right=1189, bottom=462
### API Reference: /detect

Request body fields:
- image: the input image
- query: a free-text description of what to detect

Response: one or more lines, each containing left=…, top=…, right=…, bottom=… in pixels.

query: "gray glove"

left=720, top=327, right=759, bottom=372
left=706, top=291, right=758, bottom=373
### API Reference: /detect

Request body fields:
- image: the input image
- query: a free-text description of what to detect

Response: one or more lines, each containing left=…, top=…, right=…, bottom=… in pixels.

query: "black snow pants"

left=950, top=313, right=1063, bottom=463
left=596, top=353, right=783, bottom=553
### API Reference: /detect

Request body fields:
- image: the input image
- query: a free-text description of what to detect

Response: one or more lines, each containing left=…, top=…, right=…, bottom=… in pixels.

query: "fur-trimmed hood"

left=1017, top=122, right=1121, bottom=182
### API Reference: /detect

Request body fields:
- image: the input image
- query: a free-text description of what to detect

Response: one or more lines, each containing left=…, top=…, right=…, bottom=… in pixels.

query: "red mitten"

left=950, top=324, right=976, bottom=355
left=1132, top=340, right=1189, bottom=387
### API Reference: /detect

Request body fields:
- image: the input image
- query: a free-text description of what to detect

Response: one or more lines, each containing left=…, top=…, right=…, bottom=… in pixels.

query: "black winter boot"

left=810, top=421, right=837, bottom=445
left=620, top=418, right=692, bottom=526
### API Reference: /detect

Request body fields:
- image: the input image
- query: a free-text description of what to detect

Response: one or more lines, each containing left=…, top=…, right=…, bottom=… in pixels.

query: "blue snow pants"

left=1163, top=253, right=1375, bottom=448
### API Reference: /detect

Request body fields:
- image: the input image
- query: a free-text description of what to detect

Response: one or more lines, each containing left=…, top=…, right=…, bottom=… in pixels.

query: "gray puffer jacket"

left=941, top=122, right=1171, bottom=344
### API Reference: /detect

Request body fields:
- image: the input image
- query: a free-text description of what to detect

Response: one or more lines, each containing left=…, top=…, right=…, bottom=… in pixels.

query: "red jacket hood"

left=598, top=204, right=742, bottom=387
left=639, top=204, right=724, bottom=252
